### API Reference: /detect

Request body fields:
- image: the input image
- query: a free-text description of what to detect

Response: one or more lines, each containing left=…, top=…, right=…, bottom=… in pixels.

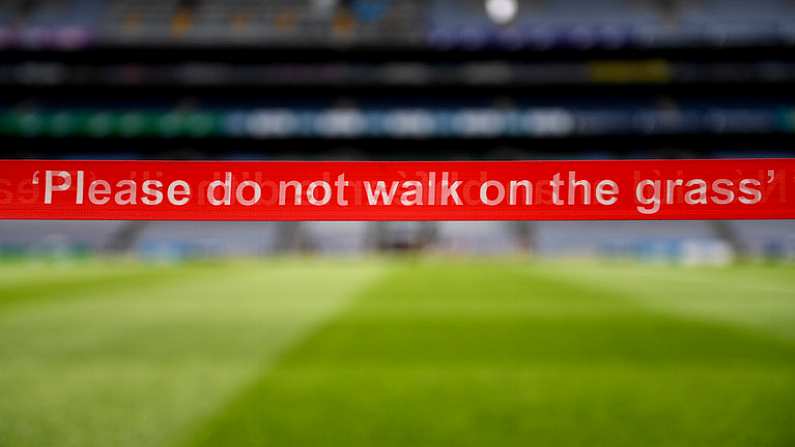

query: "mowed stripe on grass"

left=188, top=260, right=795, bottom=447
left=533, top=261, right=795, bottom=341
left=0, top=259, right=386, bottom=447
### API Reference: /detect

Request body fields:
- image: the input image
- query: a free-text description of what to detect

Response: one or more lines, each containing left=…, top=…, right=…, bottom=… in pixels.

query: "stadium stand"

left=1, top=0, right=794, bottom=261
left=3, top=0, right=795, bottom=48
left=533, top=220, right=726, bottom=258
left=0, top=219, right=126, bottom=253
left=302, top=221, right=373, bottom=253
left=728, top=220, right=795, bottom=258
left=0, top=218, right=787, bottom=264
left=434, top=221, right=528, bottom=254
left=131, top=222, right=281, bottom=257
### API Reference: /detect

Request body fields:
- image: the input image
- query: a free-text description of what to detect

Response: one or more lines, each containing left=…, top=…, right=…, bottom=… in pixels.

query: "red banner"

left=0, top=159, right=793, bottom=220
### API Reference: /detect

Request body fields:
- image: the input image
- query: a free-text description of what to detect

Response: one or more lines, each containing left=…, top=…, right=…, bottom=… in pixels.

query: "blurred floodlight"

left=485, top=0, right=518, bottom=26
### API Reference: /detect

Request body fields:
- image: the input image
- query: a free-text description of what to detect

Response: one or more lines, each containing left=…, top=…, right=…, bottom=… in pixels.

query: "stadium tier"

left=3, top=0, right=795, bottom=49
left=1, top=0, right=794, bottom=260
left=1, top=220, right=792, bottom=262
left=0, top=219, right=127, bottom=252
left=2, top=103, right=795, bottom=139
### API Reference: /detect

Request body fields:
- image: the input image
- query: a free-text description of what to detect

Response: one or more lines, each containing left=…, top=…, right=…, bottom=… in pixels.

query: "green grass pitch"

left=0, top=258, right=794, bottom=446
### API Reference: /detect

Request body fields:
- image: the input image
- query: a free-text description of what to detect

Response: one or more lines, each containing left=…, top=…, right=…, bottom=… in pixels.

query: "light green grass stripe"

left=532, top=261, right=795, bottom=340
left=0, top=259, right=386, bottom=447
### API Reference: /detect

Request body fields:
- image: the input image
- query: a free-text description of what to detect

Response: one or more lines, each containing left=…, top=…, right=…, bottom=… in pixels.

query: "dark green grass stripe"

left=183, top=261, right=795, bottom=447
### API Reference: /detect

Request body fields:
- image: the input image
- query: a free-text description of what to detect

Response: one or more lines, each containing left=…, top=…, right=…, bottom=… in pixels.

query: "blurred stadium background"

left=1, top=0, right=794, bottom=262
left=1, top=2, right=795, bottom=446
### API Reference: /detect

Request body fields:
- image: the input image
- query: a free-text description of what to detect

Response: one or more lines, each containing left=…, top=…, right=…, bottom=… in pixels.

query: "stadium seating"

left=2, top=219, right=790, bottom=261
left=132, top=221, right=281, bottom=257
left=0, top=219, right=126, bottom=253
left=303, top=221, right=372, bottom=253
left=728, top=220, right=795, bottom=258
left=434, top=221, right=527, bottom=254
left=1, top=1, right=793, bottom=262
left=533, top=220, right=726, bottom=258
left=3, top=0, right=795, bottom=49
